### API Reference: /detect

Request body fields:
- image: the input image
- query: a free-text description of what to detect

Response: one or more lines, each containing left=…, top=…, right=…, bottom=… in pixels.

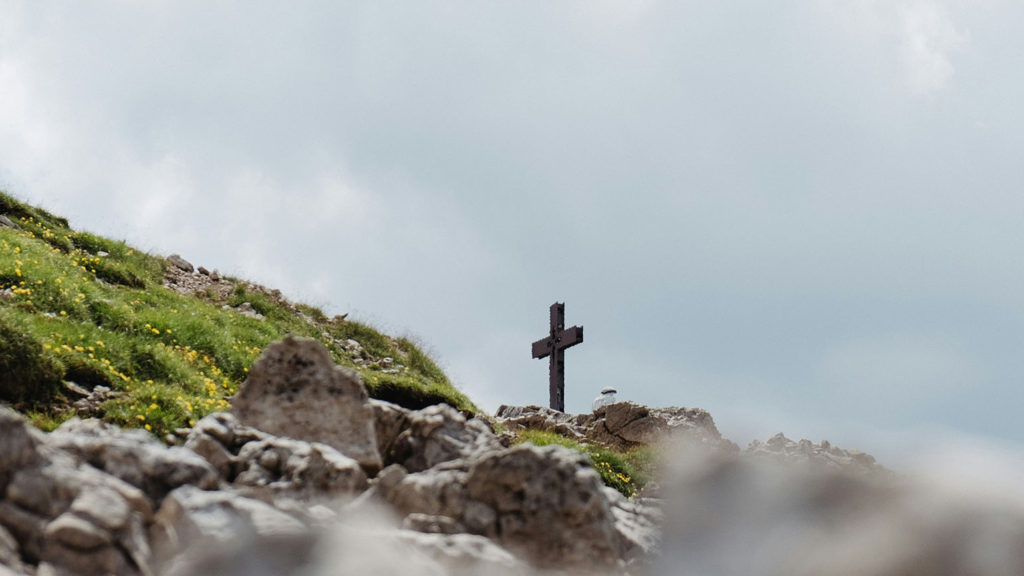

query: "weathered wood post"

left=531, top=302, right=583, bottom=412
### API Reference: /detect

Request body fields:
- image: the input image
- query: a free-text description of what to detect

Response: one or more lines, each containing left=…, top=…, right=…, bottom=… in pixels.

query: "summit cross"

left=531, top=302, right=584, bottom=412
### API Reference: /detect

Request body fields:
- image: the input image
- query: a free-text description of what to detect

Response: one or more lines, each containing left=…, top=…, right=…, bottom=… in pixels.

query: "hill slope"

left=0, top=192, right=476, bottom=437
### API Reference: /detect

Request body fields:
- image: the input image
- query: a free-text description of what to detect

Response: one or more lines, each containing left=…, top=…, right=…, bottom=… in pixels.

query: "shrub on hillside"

left=0, top=311, right=65, bottom=404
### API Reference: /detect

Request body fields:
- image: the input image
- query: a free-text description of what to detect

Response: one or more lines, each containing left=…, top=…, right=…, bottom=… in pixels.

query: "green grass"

left=516, top=429, right=657, bottom=497
left=0, top=191, right=478, bottom=437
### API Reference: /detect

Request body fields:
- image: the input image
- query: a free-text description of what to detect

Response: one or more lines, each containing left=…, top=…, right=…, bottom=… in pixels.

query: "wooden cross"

left=531, top=302, right=583, bottom=412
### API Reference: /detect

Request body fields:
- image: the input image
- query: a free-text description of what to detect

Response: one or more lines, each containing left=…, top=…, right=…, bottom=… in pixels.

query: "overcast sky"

left=4, top=0, right=1024, bottom=463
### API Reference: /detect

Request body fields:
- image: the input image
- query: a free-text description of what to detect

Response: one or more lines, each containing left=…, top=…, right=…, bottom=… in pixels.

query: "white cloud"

left=898, top=1, right=968, bottom=96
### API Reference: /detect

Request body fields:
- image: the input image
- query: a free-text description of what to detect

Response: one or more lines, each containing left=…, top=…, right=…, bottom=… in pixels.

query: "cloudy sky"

left=3, top=0, right=1024, bottom=463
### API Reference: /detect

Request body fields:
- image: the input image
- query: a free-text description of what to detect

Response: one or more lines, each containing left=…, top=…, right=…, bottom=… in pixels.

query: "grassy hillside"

left=0, top=192, right=477, bottom=437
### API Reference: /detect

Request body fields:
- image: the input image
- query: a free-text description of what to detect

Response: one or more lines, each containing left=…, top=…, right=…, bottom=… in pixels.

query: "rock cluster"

left=0, top=337, right=656, bottom=575
left=745, top=432, right=885, bottom=474
left=495, top=401, right=738, bottom=453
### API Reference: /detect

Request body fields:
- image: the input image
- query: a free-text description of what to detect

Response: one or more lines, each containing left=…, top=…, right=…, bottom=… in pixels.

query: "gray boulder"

left=232, top=336, right=382, bottom=472
left=387, top=444, right=625, bottom=570
left=184, top=412, right=266, bottom=479
left=234, top=436, right=368, bottom=497
left=494, top=404, right=594, bottom=442
left=49, top=418, right=219, bottom=502
left=165, top=254, right=193, bottom=273
left=588, top=401, right=735, bottom=452
left=151, top=485, right=312, bottom=575
left=390, top=404, right=503, bottom=473
left=185, top=413, right=368, bottom=498
left=0, top=524, right=23, bottom=574
left=370, top=399, right=412, bottom=462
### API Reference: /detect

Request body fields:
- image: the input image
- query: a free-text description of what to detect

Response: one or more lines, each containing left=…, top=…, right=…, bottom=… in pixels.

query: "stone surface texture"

left=389, top=404, right=503, bottom=473
left=49, top=418, right=219, bottom=502
left=495, top=401, right=738, bottom=453
left=386, top=444, right=626, bottom=570
left=231, top=336, right=382, bottom=472
left=745, top=432, right=886, bottom=474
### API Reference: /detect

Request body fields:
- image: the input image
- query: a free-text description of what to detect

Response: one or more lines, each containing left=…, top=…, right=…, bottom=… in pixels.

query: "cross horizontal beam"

left=531, top=327, right=583, bottom=359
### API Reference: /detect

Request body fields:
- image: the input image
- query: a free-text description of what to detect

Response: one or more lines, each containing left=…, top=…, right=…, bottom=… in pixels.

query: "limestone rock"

left=232, top=336, right=382, bottom=472
left=0, top=215, right=19, bottom=230
left=402, top=513, right=466, bottom=535
left=70, top=386, right=120, bottom=418
left=165, top=254, right=193, bottom=273
left=0, top=524, right=24, bottom=574
left=69, top=487, right=132, bottom=532
left=233, top=437, right=367, bottom=497
left=493, top=405, right=593, bottom=442
left=387, top=444, right=624, bottom=570
left=0, top=408, right=43, bottom=492
left=395, top=531, right=529, bottom=576
left=152, top=485, right=310, bottom=569
left=49, top=418, right=219, bottom=502
left=589, top=401, right=735, bottom=452
left=0, top=501, right=48, bottom=564
left=390, top=404, right=502, bottom=473
left=0, top=415, right=154, bottom=575
left=746, top=432, right=886, bottom=474
left=44, top=514, right=112, bottom=550
left=604, top=488, right=663, bottom=564
left=185, top=412, right=267, bottom=479
left=235, top=301, right=264, bottom=320
left=495, top=401, right=736, bottom=453
left=370, top=399, right=411, bottom=462
left=39, top=543, right=135, bottom=576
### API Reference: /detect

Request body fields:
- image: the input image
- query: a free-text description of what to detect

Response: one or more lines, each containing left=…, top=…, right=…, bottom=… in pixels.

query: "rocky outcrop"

left=383, top=444, right=637, bottom=570
left=495, top=401, right=737, bottom=453
left=49, top=418, right=219, bottom=503
left=745, top=432, right=885, bottom=474
left=231, top=336, right=382, bottom=473
left=370, top=399, right=412, bottom=461
left=164, top=255, right=193, bottom=273
left=0, top=326, right=910, bottom=576
left=494, top=405, right=594, bottom=442
left=388, top=404, right=502, bottom=472
left=0, top=409, right=154, bottom=576
left=184, top=412, right=368, bottom=499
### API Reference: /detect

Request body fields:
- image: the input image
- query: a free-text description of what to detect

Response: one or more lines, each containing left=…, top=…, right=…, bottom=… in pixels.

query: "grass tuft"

left=516, top=429, right=657, bottom=497
left=0, top=309, right=65, bottom=404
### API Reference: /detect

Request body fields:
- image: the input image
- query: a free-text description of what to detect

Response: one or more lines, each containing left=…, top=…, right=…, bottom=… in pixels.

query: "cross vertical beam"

left=531, top=302, right=584, bottom=412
